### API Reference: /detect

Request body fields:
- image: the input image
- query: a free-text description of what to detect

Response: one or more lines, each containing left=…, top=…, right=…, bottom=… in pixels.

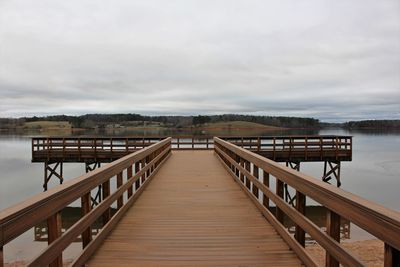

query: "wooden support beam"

left=326, top=210, right=341, bottom=267
left=81, top=192, right=92, bottom=248
left=47, top=212, right=62, bottom=267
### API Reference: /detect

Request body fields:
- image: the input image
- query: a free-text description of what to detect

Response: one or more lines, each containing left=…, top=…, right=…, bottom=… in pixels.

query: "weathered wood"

left=47, top=212, right=62, bottom=267
left=326, top=210, right=341, bottom=267
left=295, top=191, right=306, bottom=247
left=81, top=192, right=92, bottom=248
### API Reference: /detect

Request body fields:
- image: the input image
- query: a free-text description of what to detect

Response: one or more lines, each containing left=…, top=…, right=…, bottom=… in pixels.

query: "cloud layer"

left=0, top=0, right=399, bottom=121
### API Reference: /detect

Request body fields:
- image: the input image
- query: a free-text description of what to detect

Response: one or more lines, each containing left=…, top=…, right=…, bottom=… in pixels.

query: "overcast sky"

left=0, top=0, right=399, bottom=121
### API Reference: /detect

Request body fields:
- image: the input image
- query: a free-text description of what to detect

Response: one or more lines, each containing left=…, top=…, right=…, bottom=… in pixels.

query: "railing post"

left=117, top=172, right=123, bottom=209
left=326, top=209, right=340, bottom=267
left=245, top=161, right=251, bottom=190
left=263, top=171, right=270, bottom=209
left=47, top=212, right=62, bottom=267
left=127, top=165, right=133, bottom=198
left=102, top=179, right=111, bottom=224
left=81, top=192, right=92, bottom=248
left=384, top=243, right=400, bottom=267
left=252, top=165, right=259, bottom=198
left=295, top=191, right=306, bottom=247
left=276, top=179, right=284, bottom=223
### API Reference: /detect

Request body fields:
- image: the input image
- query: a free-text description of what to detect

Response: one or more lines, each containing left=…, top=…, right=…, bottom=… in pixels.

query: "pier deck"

left=87, top=151, right=301, bottom=266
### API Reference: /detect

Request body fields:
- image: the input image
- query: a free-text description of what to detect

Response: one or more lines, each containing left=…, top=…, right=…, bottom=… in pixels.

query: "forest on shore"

left=0, top=113, right=399, bottom=130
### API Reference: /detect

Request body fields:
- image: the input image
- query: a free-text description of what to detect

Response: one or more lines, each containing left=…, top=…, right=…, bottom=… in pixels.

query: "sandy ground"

left=306, top=239, right=384, bottom=266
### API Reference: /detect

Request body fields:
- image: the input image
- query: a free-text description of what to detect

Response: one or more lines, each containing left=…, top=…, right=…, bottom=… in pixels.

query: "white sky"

left=0, top=0, right=399, bottom=121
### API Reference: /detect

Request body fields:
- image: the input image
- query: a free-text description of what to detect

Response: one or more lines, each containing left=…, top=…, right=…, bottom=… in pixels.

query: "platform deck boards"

left=87, top=150, right=302, bottom=266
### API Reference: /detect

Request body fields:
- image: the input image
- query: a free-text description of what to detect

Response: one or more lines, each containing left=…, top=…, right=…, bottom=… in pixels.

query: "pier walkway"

left=87, top=151, right=301, bottom=266
left=0, top=137, right=399, bottom=267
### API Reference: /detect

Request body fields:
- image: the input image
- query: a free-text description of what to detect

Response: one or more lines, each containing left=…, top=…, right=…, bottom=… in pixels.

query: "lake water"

left=1, top=128, right=399, bottom=263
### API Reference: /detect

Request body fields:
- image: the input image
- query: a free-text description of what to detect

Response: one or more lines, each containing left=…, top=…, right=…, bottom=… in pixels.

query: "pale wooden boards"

left=87, top=150, right=301, bottom=266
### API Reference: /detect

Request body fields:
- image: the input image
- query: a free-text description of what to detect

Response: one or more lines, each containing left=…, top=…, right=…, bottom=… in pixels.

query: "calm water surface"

left=0, top=129, right=399, bottom=262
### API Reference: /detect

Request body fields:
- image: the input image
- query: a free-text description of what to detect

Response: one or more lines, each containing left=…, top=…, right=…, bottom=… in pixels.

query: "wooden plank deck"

left=86, top=150, right=302, bottom=266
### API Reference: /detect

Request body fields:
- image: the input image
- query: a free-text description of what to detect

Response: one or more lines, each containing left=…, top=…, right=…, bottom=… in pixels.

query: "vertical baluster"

left=263, top=171, right=270, bottom=209
left=117, top=172, right=123, bottom=209
left=245, top=161, right=251, bottom=190
left=276, top=179, right=284, bottom=223
left=295, top=191, right=306, bottom=247
left=127, top=165, right=133, bottom=198
left=1, top=246, right=4, bottom=267
left=252, top=165, right=259, bottom=198
left=240, top=158, right=244, bottom=183
left=141, top=158, right=146, bottom=183
left=102, top=179, right=111, bottom=224
left=81, top=192, right=92, bottom=248
left=384, top=243, right=400, bottom=267
left=326, top=209, right=340, bottom=267
left=47, top=212, right=62, bottom=267
left=135, top=162, right=140, bottom=190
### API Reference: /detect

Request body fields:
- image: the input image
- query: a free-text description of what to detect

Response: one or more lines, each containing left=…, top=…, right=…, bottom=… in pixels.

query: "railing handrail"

left=214, top=137, right=400, bottom=266
left=0, top=137, right=172, bottom=247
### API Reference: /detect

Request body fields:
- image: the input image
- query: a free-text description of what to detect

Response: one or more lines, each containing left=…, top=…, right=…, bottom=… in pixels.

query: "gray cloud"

left=0, top=0, right=399, bottom=121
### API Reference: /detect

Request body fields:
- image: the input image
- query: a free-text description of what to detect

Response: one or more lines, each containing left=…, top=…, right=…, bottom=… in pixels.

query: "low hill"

left=195, top=121, right=285, bottom=130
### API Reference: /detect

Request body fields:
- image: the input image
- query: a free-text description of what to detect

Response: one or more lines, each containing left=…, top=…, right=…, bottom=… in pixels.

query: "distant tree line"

left=0, top=113, right=322, bottom=129
left=343, top=120, right=400, bottom=129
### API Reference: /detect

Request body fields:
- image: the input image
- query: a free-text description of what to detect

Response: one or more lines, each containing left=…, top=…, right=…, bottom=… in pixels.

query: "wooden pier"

left=32, top=135, right=352, bottom=190
left=1, top=137, right=399, bottom=267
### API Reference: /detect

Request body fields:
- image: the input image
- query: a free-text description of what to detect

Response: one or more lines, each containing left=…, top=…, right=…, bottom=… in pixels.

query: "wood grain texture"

left=86, top=151, right=301, bottom=266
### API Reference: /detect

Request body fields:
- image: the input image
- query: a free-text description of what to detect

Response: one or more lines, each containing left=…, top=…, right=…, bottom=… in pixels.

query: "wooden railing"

left=223, top=135, right=352, bottom=161
left=32, top=136, right=213, bottom=162
left=0, top=138, right=172, bottom=267
left=214, top=137, right=400, bottom=267
left=32, top=135, right=352, bottom=162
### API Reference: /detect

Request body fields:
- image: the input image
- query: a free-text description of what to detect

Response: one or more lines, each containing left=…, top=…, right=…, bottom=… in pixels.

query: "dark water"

left=1, top=128, right=399, bottom=262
